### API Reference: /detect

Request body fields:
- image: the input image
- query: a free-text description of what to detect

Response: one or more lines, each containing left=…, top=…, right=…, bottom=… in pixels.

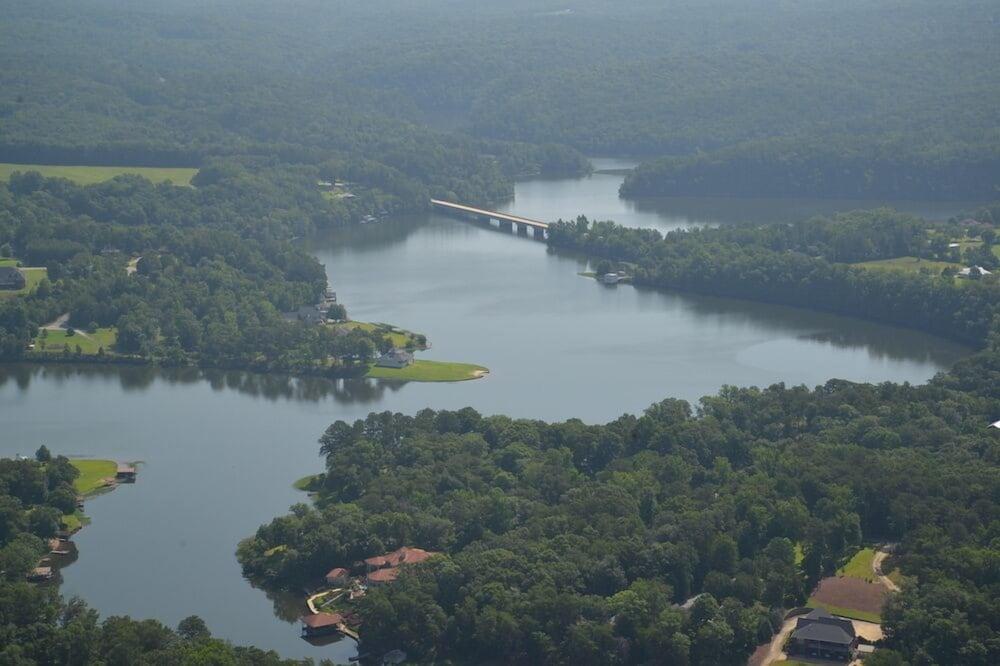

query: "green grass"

left=0, top=266, right=47, bottom=298
left=794, top=542, right=804, bottom=566
left=852, top=256, right=960, bottom=275
left=33, top=327, right=117, bottom=355
left=773, top=661, right=812, bottom=666
left=340, top=321, right=426, bottom=349
left=992, top=245, right=999, bottom=259
left=293, top=474, right=321, bottom=491
left=61, top=511, right=85, bottom=532
left=0, top=258, right=18, bottom=267
left=366, top=359, right=488, bottom=382
left=806, top=599, right=881, bottom=623
left=838, top=547, right=877, bottom=582
left=69, top=459, right=117, bottom=495
left=0, top=163, right=197, bottom=186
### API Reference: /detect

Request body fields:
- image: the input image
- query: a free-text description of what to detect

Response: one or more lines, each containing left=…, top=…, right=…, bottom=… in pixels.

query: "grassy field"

left=805, top=599, right=881, bottom=623
left=0, top=266, right=47, bottom=298
left=852, top=256, right=959, bottom=275
left=339, top=321, right=426, bottom=349
left=366, top=359, right=488, bottom=382
left=69, top=459, right=117, bottom=495
left=34, top=327, right=116, bottom=354
left=0, top=163, right=198, bottom=186
left=794, top=543, right=804, bottom=566
left=838, top=547, right=877, bottom=582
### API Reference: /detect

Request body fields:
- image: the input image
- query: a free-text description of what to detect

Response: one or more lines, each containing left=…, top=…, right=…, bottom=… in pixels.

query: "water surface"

left=0, top=168, right=973, bottom=660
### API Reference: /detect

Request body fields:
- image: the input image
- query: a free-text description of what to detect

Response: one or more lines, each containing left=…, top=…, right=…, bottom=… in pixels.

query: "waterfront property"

left=27, top=566, right=53, bottom=582
left=366, top=567, right=399, bottom=585
left=300, top=612, right=343, bottom=637
left=375, top=348, right=414, bottom=369
left=325, top=567, right=350, bottom=586
left=788, top=608, right=858, bottom=661
left=284, top=304, right=328, bottom=326
left=115, top=464, right=137, bottom=483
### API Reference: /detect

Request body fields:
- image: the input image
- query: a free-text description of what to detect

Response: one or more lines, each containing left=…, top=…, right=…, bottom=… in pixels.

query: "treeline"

left=238, top=364, right=1000, bottom=664
left=0, top=1, right=591, bottom=216
left=620, top=138, right=1000, bottom=200
left=548, top=210, right=1000, bottom=347
left=0, top=171, right=395, bottom=372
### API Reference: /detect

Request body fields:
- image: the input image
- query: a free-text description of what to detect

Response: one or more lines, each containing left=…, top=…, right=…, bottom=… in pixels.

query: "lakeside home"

left=115, top=464, right=136, bottom=482
left=300, top=612, right=343, bottom=637
left=375, top=349, right=414, bottom=369
left=325, top=567, right=350, bottom=586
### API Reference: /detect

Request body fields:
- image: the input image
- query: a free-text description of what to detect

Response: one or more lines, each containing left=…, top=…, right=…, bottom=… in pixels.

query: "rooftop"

left=367, top=567, right=400, bottom=583
left=301, top=612, right=343, bottom=629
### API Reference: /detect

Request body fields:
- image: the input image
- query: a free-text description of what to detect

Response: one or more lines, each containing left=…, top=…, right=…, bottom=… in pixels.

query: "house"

left=325, top=567, right=350, bottom=586
left=115, top=463, right=137, bottom=482
left=300, top=612, right=343, bottom=637
left=375, top=349, right=414, bottom=369
left=787, top=608, right=858, bottom=661
left=284, top=305, right=328, bottom=326
left=27, top=566, right=53, bottom=582
left=957, top=265, right=993, bottom=279
left=48, top=539, right=72, bottom=555
left=364, top=546, right=437, bottom=570
left=367, top=567, right=400, bottom=585
left=363, top=546, right=439, bottom=585
left=990, top=420, right=1000, bottom=429
left=0, top=266, right=25, bottom=290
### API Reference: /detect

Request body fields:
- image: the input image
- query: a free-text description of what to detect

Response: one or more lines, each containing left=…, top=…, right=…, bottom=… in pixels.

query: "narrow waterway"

left=0, top=166, right=973, bottom=660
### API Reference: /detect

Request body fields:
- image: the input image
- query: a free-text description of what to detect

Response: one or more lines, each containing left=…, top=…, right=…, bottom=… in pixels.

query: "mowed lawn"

left=34, top=327, right=117, bottom=354
left=340, top=321, right=424, bottom=349
left=0, top=265, right=47, bottom=298
left=366, top=360, right=488, bottom=382
left=70, top=459, right=117, bottom=495
left=852, top=256, right=959, bottom=275
left=0, top=163, right=197, bottom=186
left=838, top=547, right=877, bottom=583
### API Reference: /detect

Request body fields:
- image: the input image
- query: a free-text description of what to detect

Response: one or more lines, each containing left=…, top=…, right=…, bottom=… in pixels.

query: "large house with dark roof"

left=0, top=266, right=25, bottom=290
left=788, top=608, right=858, bottom=661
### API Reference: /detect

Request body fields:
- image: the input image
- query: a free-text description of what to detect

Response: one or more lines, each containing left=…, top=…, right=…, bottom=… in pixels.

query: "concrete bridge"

left=431, top=199, right=548, bottom=240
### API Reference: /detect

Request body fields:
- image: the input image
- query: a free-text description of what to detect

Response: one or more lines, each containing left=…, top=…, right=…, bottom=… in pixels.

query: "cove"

left=0, top=167, right=972, bottom=660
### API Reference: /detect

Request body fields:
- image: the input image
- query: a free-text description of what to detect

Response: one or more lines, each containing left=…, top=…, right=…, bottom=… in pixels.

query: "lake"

left=0, top=165, right=972, bottom=660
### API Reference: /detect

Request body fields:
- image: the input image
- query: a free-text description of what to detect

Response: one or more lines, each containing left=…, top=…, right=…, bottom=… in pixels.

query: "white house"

left=957, top=266, right=992, bottom=279
left=376, top=349, right=414, bottom=369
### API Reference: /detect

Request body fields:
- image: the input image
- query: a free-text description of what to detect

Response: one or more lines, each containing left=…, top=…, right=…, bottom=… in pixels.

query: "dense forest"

left=1, top=1, right=996, bottom=200
left=239, top=379, right=999, bottom=664
left=237, top=208, right=1000, bottom=664
left=548, top=209, right=1000, bottom=347
left=0, top=169, right=397, bottom=373
left=620, top=138, right=1000, bottom=200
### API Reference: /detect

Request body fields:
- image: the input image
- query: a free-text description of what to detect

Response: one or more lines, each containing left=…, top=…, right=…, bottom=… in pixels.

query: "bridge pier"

left=533, top=227, right=547, bottom=241
left=478, top=215, right=491, bottom=225
left=498, top=220, right=513, bottom=232
left=516, top=223, right=529, bottom=236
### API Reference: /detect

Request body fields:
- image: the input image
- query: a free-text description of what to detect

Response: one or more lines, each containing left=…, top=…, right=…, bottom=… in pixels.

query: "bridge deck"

left=431, top=199, right=548, bottom=229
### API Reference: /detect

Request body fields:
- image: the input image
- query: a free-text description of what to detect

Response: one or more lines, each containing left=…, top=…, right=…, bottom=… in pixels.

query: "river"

left=0, top=164, right=973, bottom=660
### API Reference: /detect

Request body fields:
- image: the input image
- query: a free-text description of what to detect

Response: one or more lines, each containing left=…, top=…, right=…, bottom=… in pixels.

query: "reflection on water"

left=0, top=166, right=978, bottom=661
